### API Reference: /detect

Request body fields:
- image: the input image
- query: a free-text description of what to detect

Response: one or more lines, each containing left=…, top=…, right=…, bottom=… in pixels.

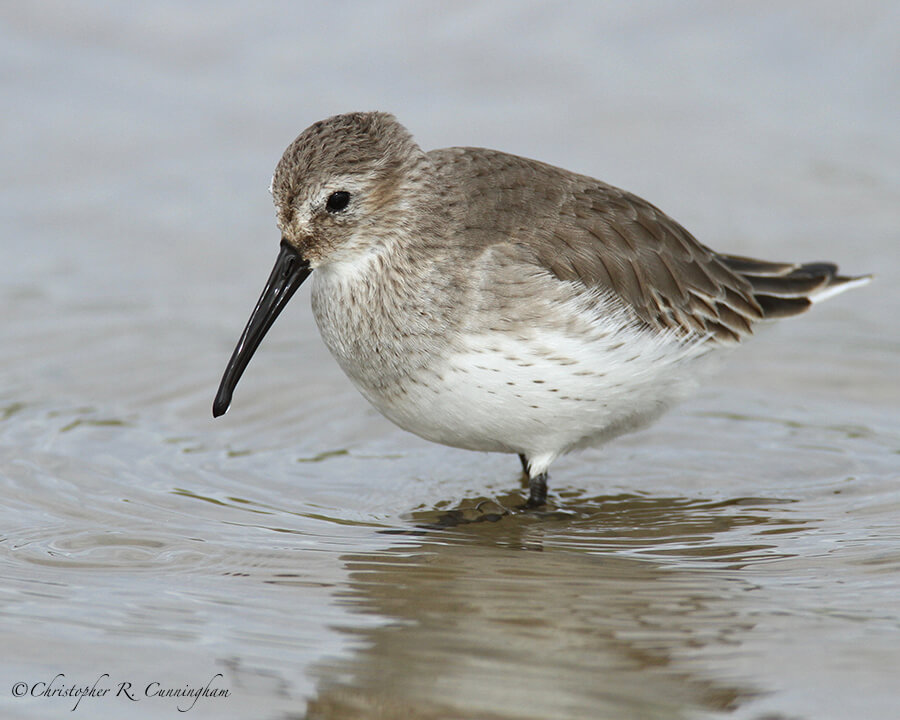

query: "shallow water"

left=2, top=2, right=899, bottom=719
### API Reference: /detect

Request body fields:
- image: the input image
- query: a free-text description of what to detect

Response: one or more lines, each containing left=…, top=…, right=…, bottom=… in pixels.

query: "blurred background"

left=1, top=2, right=898, bottom=719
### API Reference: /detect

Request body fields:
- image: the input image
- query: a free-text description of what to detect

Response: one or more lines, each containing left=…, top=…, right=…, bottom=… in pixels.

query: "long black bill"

left=213, top=241, right=311, bottom=417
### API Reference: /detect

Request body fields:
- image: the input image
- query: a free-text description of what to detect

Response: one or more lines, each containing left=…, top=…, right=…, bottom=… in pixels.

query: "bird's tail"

left=718, top=254, right=871, bottom=320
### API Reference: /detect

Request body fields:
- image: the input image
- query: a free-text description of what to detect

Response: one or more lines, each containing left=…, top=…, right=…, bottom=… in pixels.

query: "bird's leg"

left=517, top=455, right=547, bottom=508
left=524, top=472, right=548, bottom=509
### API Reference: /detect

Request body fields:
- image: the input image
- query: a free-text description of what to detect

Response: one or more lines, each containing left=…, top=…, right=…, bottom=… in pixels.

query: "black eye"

left=325, top=191, right=351, bottom=213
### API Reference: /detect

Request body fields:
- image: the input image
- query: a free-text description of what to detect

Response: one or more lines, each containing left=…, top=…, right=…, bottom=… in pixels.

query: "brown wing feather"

left=536, top=180, right=764, bottom=342
left=431, top=147, right=860, bottom=343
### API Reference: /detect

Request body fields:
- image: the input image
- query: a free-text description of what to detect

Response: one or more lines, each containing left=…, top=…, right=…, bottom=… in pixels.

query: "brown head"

left=213, top=112, right=427, bottom=417
left=271, top=111, right=426, bottom=266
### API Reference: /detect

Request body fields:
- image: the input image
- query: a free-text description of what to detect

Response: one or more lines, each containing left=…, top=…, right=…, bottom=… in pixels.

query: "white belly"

left=365, top=324, right=708, bottom=474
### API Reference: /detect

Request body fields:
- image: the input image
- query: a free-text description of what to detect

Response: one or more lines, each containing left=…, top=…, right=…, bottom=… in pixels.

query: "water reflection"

left=305, top=492, right=812, bottom=719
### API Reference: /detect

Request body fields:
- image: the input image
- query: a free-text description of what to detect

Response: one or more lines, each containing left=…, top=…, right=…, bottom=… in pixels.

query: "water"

left=2, top=2, right=898, bottom=718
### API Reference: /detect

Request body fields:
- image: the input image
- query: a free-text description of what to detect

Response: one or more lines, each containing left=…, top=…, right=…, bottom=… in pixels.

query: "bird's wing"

left=433, top=147, right=763, bottom=343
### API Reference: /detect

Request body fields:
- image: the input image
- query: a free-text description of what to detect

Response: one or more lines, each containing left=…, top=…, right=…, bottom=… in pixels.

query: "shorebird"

left=213, top=112, right=868, bottom=507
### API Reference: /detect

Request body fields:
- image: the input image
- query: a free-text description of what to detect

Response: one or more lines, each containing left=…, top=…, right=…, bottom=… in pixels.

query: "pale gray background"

left=2, top=2, right=898, bottom=719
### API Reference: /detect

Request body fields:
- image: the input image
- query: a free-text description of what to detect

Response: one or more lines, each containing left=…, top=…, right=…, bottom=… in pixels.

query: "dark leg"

left=518, top=453, right=528, bottom=474
left=524, top=472, right=548, bottom=508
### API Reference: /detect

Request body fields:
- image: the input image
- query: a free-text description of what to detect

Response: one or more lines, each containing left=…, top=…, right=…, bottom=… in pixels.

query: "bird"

left=213, top=111, right=869, bottom=508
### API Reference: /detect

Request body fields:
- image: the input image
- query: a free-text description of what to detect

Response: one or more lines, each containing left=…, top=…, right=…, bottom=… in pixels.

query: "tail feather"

left=741, top=273, right=830, bottom=298
left=717, top=255, right=797, bottom=276
left=718, top=253, right=871, bottom=320
left=754, top=294, right=811, bottom=319
left=807, top=273, right=872, bottom=304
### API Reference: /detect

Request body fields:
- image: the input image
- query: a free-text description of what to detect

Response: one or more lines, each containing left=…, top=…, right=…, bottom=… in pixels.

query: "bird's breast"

left=309, top=257, right=454, bottom=402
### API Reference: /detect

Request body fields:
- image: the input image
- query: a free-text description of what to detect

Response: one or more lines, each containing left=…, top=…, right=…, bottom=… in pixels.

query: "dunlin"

left=213, top=112, right=868, bottom=507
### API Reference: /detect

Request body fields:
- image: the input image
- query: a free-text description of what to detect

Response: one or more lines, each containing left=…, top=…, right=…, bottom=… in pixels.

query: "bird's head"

left=213, top=112, right=425, bottom=417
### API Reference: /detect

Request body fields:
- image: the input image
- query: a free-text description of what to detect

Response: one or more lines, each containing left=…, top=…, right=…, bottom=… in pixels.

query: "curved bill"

left=213, top=241, right=311, bottom=417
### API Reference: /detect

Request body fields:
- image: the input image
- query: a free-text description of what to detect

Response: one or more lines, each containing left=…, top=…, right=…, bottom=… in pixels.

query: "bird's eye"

left=325, top=191, right=351, bottom=213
